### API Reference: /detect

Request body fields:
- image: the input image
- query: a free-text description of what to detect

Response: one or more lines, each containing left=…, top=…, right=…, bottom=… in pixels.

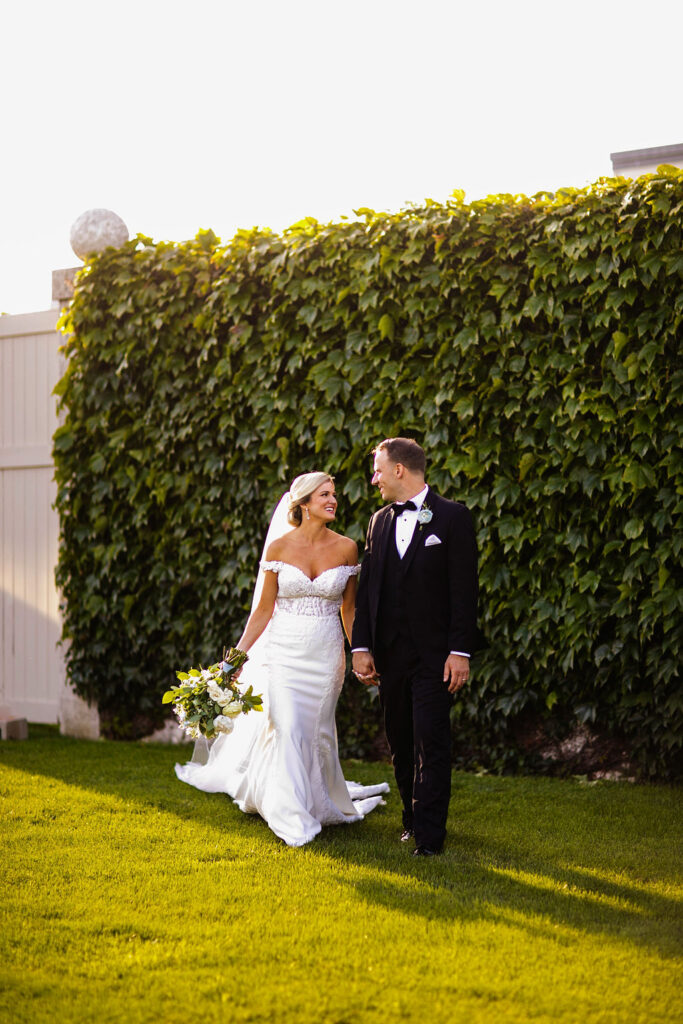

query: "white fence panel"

left=0, top=310, right=98, bottom=734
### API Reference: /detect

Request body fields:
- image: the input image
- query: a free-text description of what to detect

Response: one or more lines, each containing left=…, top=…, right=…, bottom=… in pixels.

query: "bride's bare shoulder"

left=265, top=532, right=297, bottom=561
left=328, top=531, right=359, bottom=565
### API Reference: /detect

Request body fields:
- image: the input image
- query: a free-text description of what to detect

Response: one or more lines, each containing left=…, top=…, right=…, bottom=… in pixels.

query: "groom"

left=351, top=438, right=481, bottom=856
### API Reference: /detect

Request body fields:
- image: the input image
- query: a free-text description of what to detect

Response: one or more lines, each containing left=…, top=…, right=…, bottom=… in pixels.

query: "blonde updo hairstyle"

left=287, top=472, right=334, bottom=527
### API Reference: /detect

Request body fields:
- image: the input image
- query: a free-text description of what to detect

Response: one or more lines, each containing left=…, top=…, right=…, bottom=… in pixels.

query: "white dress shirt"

left=393, top=484, right=429, bottom=558
left=353, top=484, right=470, bottom=659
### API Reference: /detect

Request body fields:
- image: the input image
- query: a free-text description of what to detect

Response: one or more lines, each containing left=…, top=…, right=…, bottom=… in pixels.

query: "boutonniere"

left=416, top=504, right=433, bottom=530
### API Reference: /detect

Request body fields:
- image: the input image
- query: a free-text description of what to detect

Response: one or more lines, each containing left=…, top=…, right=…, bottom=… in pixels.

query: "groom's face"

left=372, top=449, right=401, bottom=502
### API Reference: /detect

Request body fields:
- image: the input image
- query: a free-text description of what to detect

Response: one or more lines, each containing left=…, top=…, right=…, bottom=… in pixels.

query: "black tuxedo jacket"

left=351, top=487, right=482, bottom=662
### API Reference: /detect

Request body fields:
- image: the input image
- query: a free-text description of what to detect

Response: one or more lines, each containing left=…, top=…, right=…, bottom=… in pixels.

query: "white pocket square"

left=424, top=534, right=442, bottom=547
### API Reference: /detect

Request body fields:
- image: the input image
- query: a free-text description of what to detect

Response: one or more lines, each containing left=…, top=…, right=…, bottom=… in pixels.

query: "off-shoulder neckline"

left=261, top=561, right=360, bottom=583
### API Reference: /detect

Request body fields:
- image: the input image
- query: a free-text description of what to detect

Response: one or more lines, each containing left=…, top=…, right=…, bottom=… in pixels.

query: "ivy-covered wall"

left=54, top=171, right=682, bottom=778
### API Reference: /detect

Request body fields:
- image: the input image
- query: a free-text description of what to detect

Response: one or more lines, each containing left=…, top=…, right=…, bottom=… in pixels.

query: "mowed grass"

left=1, top=727, right=681, bottom=1024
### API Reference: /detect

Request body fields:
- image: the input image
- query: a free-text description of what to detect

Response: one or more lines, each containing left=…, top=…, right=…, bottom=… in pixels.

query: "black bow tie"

left=392, top=500, right=417, bottom=516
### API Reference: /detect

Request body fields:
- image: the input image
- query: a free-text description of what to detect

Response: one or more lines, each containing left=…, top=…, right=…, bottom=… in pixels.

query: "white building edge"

left=610, top=142, right=683, bottom=178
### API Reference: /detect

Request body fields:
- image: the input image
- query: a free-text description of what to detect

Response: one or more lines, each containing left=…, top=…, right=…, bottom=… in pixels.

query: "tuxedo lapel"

left=376, top=508, right=394, bottom=572
left=369, top=508, right=395, bottom=625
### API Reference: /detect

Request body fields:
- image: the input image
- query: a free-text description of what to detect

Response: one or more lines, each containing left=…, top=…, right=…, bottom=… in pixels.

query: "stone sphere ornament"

left=70, top=208, right=129, bottom=261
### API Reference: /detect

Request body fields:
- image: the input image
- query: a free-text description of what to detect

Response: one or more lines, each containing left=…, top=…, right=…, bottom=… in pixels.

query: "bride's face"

left=305, top=481, right=337, bottom=523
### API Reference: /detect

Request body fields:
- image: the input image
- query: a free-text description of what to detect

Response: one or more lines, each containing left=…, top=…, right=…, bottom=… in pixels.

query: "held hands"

left=353, top=651, right=468, bottom=691
left=444, top=653, right=470, bottom=694
left=352, top=650, right=380, bottom=686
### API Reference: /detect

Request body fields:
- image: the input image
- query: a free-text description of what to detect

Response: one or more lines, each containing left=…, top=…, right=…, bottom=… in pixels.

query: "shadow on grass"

left=316, top=824, right=683, bottom=959
left=3, top=726, right=681, bottom=960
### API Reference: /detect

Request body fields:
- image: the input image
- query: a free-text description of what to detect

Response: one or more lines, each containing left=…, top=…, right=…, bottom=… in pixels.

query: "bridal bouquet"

left=162, top=646, right=263, bottom=740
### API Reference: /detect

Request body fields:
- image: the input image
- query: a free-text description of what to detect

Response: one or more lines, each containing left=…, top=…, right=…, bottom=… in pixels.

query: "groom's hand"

left=444, top=654, right=469, bottom=694
left=352, top=651, right=379, bottom=686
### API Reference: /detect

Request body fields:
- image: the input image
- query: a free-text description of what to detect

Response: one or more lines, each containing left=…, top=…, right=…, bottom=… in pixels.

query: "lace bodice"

left=261, top=561, right=360, bottom=618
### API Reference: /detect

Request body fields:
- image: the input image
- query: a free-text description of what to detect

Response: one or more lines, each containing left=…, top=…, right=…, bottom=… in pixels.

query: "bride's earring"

left=305, top=506, right=310, bottom=520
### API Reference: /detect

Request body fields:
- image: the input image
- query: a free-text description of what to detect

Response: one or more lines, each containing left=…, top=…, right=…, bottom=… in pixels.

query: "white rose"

left=213, top=715, right=235, bottom=734
left=207, top=681, right=224, bottom=702
left=220, top=699, right=243, bottom=718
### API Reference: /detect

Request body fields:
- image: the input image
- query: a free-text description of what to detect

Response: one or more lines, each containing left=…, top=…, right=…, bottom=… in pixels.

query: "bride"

left=175, top=471, right=389, bottom=847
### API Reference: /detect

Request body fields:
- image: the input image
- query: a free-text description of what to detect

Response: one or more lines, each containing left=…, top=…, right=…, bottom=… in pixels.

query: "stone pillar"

left=54, top=209, right=129, bottom=741
left=52, top=267, right=80, bottom=307
left=58, top=687, right=101, bottom=741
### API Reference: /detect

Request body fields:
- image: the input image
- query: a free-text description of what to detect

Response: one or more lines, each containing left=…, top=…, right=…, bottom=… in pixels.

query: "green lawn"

left=1, top=726, right=681, bottom=1024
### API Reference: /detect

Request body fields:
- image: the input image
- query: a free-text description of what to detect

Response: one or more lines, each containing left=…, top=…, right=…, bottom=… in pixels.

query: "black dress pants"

left=375, top=634, right=453, bottom=850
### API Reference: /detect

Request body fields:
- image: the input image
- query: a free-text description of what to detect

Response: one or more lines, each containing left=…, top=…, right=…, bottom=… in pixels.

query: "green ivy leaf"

left=378, top=314, right=394, bottom=341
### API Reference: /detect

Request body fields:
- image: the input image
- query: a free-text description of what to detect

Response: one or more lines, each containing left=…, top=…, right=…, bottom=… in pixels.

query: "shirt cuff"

left=356, top=647, right=466, bottom=655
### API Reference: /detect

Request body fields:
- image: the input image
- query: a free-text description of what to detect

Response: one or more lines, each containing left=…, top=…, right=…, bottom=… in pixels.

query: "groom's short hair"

left=374, top=437, right=426, bottom=475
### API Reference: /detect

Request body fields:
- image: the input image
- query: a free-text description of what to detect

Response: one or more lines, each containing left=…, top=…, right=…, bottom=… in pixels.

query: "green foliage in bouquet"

left=53, top=170, right=682, bottom=778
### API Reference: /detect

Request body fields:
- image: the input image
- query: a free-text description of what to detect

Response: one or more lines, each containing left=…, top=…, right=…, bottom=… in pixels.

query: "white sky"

left=1, top=0, right=681, bottom=314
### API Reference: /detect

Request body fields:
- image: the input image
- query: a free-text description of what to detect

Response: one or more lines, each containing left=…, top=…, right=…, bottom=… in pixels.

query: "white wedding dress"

left=175, top=561, right=389, bottom=847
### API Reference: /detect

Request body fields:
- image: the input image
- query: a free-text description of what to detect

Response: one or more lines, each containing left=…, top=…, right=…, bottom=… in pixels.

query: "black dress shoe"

left=400, top=828, right=414, bottom=843
left=412, top=846, right=441, bottom=857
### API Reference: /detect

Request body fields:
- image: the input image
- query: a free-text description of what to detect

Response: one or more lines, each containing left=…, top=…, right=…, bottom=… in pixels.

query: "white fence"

left=0, top=309, right=98, bottom=735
